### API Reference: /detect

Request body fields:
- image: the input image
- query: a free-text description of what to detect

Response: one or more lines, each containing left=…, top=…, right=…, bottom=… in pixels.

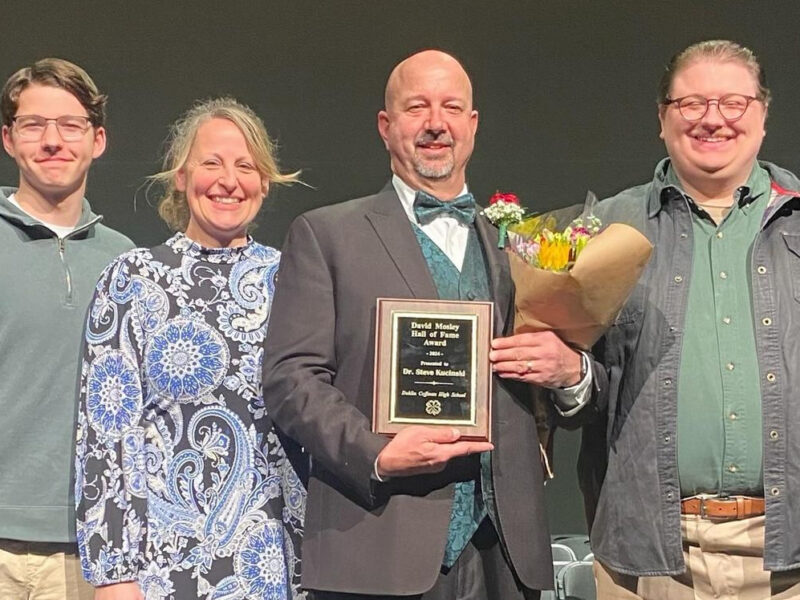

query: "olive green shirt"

left=673, top=163, right=770, bottom=497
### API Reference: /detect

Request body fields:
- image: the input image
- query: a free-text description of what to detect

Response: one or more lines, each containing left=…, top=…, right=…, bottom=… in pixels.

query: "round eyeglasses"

left=663, top=94, right=763, bottom=122
left=11, top=115, right=93, bottom=141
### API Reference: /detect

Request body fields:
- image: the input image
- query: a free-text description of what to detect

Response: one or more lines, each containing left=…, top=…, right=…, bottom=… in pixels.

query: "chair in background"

left=556, top=561, right=596, bottom=600
left=551, top=543, right=577, bottom=563
left=552, top=534, right=592, bottom=561
left=551, top=542, right=577, bottom=591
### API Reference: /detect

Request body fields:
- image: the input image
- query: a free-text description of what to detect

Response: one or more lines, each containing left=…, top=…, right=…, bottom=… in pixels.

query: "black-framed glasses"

left=11, top=115, right=93, bottom=141
left=663, top=94, right=762, bottom=122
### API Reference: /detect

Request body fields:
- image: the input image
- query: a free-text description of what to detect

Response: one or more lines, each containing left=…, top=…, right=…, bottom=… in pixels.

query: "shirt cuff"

left=551, top=351, right=592, bottom=417
left=372, top=456, right=390, bottom=482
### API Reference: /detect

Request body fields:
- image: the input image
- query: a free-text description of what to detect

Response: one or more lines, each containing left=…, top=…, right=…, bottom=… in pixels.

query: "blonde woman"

left=75, top=98, right=306, bottom=600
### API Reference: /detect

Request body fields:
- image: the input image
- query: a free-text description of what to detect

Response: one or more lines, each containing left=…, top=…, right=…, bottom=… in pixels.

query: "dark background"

left=4, top=0, right=800, bottom=536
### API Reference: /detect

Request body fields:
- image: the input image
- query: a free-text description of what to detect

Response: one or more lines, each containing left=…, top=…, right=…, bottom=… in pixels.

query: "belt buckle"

left=701, top=494, right=737, bottom=520
left=699, top=497, right=709, bottom=518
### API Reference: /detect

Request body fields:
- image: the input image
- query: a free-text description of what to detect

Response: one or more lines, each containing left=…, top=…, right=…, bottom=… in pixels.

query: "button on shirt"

left=672, top=164, right=770, bottom=497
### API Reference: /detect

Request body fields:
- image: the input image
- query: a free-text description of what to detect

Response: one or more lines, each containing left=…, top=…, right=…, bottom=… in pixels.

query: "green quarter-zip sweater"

left=0, top=187, right=134, bottom=543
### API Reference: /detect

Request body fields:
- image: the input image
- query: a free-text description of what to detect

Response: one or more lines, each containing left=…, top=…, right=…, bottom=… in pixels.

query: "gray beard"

left=413, top=154, right=454, bottom=180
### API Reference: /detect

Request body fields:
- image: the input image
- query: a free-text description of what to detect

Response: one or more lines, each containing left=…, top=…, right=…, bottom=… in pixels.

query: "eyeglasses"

left=663, top=94, right=762, bottom=122
left=11, top=115, right=93, bottom=141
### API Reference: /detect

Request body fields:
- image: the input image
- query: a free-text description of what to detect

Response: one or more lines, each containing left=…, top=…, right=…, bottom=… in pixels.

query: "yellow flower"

left=537, top=235, right=571, bottom=271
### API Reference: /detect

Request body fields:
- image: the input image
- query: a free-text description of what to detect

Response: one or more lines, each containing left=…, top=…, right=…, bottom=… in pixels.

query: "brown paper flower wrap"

left=483, top=191, right=652, bottom=477
left=509, top=222, right=653, bottom=350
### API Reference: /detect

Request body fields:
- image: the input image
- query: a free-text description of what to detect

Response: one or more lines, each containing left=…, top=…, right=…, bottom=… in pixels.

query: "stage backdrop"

left=3, top=0, right=799, bottom=536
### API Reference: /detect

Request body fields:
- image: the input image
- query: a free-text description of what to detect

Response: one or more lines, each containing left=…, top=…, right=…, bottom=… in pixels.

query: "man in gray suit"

left=263, top=50, right=597, bottom=599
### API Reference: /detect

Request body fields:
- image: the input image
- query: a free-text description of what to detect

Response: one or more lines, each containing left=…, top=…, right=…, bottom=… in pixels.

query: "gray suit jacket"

left=262, top=187, right=554, bottom=595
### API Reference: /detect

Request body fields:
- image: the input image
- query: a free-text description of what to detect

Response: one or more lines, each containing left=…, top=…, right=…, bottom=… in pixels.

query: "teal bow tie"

left=413, top=191, right=476, bottom=226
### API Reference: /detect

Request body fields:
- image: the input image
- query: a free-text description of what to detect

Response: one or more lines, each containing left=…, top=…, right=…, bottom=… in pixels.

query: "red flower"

left=569, top=226, right=590, bottom=241
left=489, top=191, right=520, bottom=205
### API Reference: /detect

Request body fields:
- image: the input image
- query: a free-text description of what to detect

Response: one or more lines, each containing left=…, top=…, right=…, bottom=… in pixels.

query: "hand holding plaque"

left=375, top=426, right=494, bottom=478
left=372, top=298, right=493, bottom=442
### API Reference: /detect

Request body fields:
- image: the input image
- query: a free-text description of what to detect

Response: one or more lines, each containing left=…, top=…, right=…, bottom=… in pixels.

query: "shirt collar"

left=650, top=158, right=771, bottom=217
left=391, top=174, right=469, bottom=224
left=167, top=231, right=256, bottom=264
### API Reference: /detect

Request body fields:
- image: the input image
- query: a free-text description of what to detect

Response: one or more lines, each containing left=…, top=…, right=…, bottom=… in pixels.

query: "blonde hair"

left=152, top=97, right=300, bottom=231
left=657, top=40, right=771, bottom=106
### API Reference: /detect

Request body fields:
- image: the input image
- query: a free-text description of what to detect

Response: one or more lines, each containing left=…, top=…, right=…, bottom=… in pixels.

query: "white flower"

left=481, top=201, right=525, bottom=224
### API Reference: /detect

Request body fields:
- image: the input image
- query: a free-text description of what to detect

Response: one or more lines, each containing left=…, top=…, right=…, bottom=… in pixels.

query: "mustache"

left=415, top=131, right=453, bottom=146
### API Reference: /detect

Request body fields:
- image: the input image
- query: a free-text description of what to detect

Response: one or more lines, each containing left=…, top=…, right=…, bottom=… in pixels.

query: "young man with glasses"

left=581, top=40, right=800, bottom=598
left=0, top=58, right=133, bottom=599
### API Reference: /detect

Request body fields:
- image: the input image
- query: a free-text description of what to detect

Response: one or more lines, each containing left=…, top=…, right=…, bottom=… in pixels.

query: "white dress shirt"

left=393, top=175, right=470, bottom=270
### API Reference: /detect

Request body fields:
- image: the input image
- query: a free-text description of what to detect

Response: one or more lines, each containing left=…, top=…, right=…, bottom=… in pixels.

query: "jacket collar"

left=0, top=186, right=101, bottom=238
left=647, top=158, right=800, bottom=221
left=365, top=182, right=512, bottom=335
left=365, top=185, right=438, bottom=298
left=474, top=213, right=513, bottom=335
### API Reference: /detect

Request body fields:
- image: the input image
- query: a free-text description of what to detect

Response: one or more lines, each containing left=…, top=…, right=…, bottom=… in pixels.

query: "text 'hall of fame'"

left=373, top=299, right=492, bottom=441
left=399, top=316, right=472, bottom=419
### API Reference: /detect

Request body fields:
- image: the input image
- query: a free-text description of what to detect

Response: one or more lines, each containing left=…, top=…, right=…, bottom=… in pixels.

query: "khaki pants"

left=595, top=515, right=800, bottom=600
left=0, top=539, right=93, bottom=600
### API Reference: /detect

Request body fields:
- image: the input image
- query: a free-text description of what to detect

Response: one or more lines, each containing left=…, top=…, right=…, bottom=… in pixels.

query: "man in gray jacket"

left=586, top=40, right=800, bottom=598
left=263, top=50, right=596, bottom=599
left=0, top=58, right=133, bottom=599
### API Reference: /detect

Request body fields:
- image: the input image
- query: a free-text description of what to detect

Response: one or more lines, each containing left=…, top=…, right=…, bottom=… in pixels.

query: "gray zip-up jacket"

left=0, top=187, right=134, bottom=543
left=582, top=160, right=800, bottom=575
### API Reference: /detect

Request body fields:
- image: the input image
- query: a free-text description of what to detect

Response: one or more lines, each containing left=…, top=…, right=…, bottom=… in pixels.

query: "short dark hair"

left=657, top=40, right=771, bottom=107
left=1, top=58, right=107, bottom=127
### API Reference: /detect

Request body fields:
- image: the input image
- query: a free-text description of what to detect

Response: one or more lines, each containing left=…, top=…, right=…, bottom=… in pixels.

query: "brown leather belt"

left=681, top=496, right=765, bottom=520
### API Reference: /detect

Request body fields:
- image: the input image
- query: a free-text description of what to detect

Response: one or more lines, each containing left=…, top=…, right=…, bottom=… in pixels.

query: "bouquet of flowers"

left=483, top=191, right=652, bottom=349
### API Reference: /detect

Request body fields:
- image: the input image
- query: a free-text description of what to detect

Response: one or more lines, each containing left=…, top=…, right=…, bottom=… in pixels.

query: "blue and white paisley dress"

left=76, top=233, right=306, bottom=600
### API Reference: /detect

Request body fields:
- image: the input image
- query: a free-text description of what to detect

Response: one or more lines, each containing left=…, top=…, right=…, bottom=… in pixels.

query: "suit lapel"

left=475, top=214, right=513, bottom=335
left=364, top=187, right=513, bottom=331
left=365, top=188, right=438, bottom=299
